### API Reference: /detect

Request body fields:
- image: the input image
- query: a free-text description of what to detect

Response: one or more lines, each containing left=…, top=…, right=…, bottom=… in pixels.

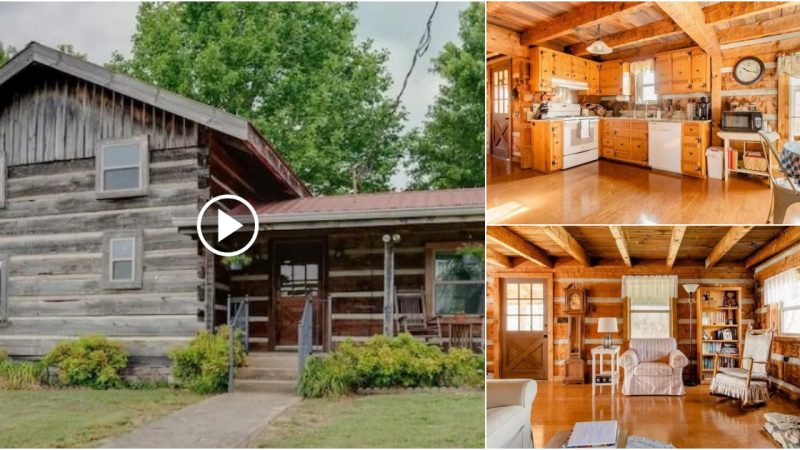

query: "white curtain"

left=630, top=59, right=654, bottom=76
left=778, top=52, right=800, bottom=78
left=622, top=275, right=678, bottom=305
left=764, top=268, right=800, bottom=307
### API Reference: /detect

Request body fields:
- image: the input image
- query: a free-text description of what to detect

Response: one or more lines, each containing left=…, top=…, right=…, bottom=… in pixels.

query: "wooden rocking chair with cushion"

left=709, top=327, right=775, bottom=407
left=760, top=131, right=800, bottom=224
left=394, top=289, right=441, bottom=342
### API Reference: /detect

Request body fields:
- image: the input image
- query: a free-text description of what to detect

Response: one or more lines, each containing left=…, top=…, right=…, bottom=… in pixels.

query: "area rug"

left=626, top=435, right=676, bottom=448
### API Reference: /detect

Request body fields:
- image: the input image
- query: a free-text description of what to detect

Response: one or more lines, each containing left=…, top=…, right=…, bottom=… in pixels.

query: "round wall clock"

left=733, top=57, right=765, bottom=85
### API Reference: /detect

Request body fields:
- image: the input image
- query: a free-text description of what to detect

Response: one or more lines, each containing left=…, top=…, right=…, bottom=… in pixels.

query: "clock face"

left=734, top=57, right=765, bottom=85
left=569, top=293, right=582, bottom=309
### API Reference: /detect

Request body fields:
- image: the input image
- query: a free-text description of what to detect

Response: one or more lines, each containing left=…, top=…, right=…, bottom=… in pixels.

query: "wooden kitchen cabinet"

left=681, top=121, right=709, bottom=177
left=671, top=51, right=692, bottom=93
left=587, top=62, right=600, bottom=95
left=532, top=120, right=563, bottom=173
left=599, top=62, right=624, bottom=96
left=572, top=58, right=588, bottom=83
left=553, top=52, right=572, bottom=79
left=690, top=48, right=710, bottom=91
left=531, top=47, right=599, bottom=92
left=599, top=119, right=648, bottom=166
left=654, top=47, right=710, bottom=94
left=655, top=55, right=672, bottom=94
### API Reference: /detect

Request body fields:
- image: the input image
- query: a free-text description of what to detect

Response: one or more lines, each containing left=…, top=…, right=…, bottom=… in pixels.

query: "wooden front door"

left=501, top=278, right=548, bottom=379
left=272, top=240, right=324, bottom=348
left=490, top=60, right=511, bottom=160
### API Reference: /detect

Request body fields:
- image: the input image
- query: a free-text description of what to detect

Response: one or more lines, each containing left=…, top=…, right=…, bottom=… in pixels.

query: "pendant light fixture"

left=587, top=24, right=612, bottom=55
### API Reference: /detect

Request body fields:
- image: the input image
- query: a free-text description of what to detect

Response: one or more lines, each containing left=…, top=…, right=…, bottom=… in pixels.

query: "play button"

left=196, top=194, right=259, bottom=257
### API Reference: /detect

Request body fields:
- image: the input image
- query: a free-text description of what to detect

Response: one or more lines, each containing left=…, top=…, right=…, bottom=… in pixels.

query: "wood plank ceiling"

left=486, top=226, right=790, bottom=268
left=487, top=1, right=800, bottom=61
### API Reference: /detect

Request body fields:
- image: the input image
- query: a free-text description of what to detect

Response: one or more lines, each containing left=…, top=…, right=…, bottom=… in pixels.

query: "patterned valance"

left=777, top=52, right=800, bottom=78
left=630, top=59, right=654, bottom=75
left=621, top=275, right=678, bottom=306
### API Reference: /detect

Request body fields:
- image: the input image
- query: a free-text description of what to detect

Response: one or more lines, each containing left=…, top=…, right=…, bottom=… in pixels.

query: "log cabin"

left=486, top=1, right=800, bottom=225
left=486, top=225, right=800, bottom=448
left=0, top=43, right=485, bottom=388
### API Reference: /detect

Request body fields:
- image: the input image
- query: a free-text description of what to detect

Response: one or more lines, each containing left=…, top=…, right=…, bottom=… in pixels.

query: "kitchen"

left=486, top=1, right=800, bottom=225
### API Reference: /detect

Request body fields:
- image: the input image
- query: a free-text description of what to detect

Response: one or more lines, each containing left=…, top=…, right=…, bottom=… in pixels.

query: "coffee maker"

left=697, top=97, right=710, bottom=120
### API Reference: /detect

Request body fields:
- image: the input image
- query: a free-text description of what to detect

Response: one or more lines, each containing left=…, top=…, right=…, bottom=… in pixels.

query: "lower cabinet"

left=532, top=120, right=563, bottom=173
left=681, top=122, right=709, bottom=177
left=599, top=119, right=648, bottom=166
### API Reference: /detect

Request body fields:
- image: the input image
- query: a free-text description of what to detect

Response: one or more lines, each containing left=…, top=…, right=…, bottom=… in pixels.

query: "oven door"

left=562, top=118, right=598, bottom=155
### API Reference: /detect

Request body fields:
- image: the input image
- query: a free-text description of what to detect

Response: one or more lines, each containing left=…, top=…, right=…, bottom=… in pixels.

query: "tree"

left=0, top=42, right=17, bottom=66
left=405, top=2, right=485, bottom=190
left=56, top=44, right=87, bottom=61
left=110, top=2, right=405, bottom=195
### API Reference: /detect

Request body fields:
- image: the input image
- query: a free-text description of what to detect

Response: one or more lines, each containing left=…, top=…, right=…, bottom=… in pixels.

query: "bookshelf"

left=696, top=286, right=743, bottom=385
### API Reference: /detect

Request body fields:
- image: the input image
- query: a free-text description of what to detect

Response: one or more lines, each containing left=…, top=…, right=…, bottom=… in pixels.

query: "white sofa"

left=486, top=379, right=537, bottom=448
left=619, top=338, right=688, bottom=396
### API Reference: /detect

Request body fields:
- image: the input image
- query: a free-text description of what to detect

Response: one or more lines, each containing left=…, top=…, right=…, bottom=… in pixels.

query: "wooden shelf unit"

left=696, top=286, right=743, bottom=384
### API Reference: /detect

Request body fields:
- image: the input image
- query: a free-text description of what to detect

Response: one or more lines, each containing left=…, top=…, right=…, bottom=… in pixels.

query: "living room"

left=485, top=225, right=800, bottom=448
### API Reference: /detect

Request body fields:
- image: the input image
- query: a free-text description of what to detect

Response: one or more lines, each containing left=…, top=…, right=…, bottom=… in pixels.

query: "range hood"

left=551, top=77, right=589, bottom=91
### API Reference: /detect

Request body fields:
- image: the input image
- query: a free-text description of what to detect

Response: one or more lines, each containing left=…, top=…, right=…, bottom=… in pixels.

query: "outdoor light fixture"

left=597, top=318, right=618, bottom=349
left=382, top=234, right=392, bottom=243
left=683, top=283, right=700, bottom=386
left=587, top=24, right=612, bottom=55
left=392, top=234, right=401, bottom=243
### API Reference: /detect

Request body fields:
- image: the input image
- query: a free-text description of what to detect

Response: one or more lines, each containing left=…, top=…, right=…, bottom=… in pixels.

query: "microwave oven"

left=721, top=111, right=763, bottom=132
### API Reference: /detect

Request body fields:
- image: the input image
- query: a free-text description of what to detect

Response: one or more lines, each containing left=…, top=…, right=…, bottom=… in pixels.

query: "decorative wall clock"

left=733, top=56, right=765, bottom=86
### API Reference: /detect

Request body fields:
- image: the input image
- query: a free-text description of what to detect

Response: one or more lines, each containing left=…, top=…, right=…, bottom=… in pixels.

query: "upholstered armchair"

left=619, top=338, right=688, bottom=396
left=486, top=379, right=537, bottom=448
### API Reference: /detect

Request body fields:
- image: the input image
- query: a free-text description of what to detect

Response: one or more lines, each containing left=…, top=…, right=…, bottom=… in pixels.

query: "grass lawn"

left=0, top=389, right=204, bottom=448
left=253, top=391, right=485, bottom=448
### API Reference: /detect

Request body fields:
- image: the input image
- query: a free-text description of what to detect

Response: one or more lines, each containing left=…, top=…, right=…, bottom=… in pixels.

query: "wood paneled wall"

left=488, top=259, right=754, bottom=380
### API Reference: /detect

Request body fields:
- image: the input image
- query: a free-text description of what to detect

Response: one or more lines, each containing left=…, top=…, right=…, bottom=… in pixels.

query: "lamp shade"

left=587, top=39, right=612, bottom=55
left=683, top=283, right=700, bottom=295
left=597, top=317, right=618, bottom=333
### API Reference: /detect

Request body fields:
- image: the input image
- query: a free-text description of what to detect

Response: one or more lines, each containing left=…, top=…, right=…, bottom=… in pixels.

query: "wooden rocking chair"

left=394, top=289, right=441, bottom=342
left=709, top=327, right=775, bottom=407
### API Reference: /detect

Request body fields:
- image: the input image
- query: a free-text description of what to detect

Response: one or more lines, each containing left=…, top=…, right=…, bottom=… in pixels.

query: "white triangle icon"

left=217, top=209, right=243, bottom=242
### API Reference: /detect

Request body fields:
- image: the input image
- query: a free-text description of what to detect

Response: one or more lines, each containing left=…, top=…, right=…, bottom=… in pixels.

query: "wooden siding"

left=0, top=146, right=204, bottom=358
left=488, top=259, right=754, bottom=380
left=0, top=71, right=199, bottom=167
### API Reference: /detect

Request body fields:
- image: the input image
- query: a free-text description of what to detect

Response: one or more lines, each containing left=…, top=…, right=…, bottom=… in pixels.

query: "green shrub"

left=169, top=325, right=245, bottom=394
left=298, top=333, right=484, bottom=398
left=44, top=335, right=127, bottom=389
left=0, top=359, right=46, bottom=390
left=0, top=347, right=7, bottom=362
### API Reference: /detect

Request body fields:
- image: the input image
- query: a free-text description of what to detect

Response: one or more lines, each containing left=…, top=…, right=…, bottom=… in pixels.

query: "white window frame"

left=96, top=135, right=150, bottom=199
left=0, top=254, right=8, bottom=323
left=427, top=245, right=485, bottom=316
left=781, top=303, right=800, bottom=336
left=102, top=230, right=143, bottom=289
left=0, top=150, right=6, bottom=209
left=635, top=69, right=658, bottom=105
left=504, top=279, right=545, bottom=332
left=629, top=301, right=674, bottom=339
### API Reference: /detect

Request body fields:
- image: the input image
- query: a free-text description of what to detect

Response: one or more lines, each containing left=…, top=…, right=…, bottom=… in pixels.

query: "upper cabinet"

left=531, top=47, right=600, bottom=95
left=654, top=48, right=710, bottom=94
left=599, top=61, right=629, bottom=96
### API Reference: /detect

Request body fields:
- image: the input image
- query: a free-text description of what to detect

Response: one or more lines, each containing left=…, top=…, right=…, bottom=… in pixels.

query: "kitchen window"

left=429, top=247, right=484, bottom=315
left=102, top=230, right=143, bottom=289
left=0, top=255, right=7, bottom=322
left=96, top=136, right=149, bottom=199
left=764, top=268, right=800, bottom=335
left=636, top=70, right=658, bottom=104
left=623, top=275, right=677, bottom=339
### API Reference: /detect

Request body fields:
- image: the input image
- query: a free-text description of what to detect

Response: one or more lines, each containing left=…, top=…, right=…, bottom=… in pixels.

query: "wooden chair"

left=394, top=289, right=441, bottom=342
left=709, top=327, right=775, bottom=407
left=760, top=131, right=800, bottom=224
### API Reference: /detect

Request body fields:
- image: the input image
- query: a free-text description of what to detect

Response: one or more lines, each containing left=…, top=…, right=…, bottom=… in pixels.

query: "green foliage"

left=110, top=2, right=405, bottom=195
left=298, top=333, right=483, bottom=398
left=406, top=2, right=485, bottom=189
left=0, top=360, right=46, bottom=390
left=0, top=42, right=17, bottom=66
left=222, top=254, right=253, bottom=270
left=43, top=336, right=128, bottom=389
left=0, top=347, right=7, bottom=362
left=55, top=44, right=87, bottom=61
left=169, top=325, right=245, bottom=394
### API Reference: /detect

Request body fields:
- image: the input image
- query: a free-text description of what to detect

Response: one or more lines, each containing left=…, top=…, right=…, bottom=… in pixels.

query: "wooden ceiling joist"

left=608, top=226, right=632, bottom=267
left=487, top=226, right=553, bottom=268
left=487, top=23, right=529, bottom=59
left=706, top=226, right=754, bottom=268
left=716, top=11, right=800, bottom=45
left=520, top=2, right=645, bottom=46
left=596, top=36, right=695, bottom=62
left=703, top=2, right=796, bottom=26
left=567, top=18, right=683, bottom=57
left=657, top=2, right=722, bottom=58
left=745, top=227, right=800, bottom=269
left=666, top=226, right=687, bottom=269
left=541, top=226, right=591, bottom=267
left=487, top=247, right=513, bottom=269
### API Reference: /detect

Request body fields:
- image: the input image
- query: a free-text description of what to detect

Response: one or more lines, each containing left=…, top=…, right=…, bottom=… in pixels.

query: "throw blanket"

left=764, top=413, right=800, bottom=448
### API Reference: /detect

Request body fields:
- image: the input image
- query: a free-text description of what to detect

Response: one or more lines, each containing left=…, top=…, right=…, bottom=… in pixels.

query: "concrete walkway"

left=104, top=392, right=301, bottom=448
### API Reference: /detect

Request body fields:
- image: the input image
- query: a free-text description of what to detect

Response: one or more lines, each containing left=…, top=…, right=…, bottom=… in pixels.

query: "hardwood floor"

left=487, top=158, right=800, bottom=224
left=531, top=381, right=800, bottom=448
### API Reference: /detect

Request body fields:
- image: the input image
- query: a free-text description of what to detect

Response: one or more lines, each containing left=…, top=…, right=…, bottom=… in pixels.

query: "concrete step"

left=233, top=379, right=298, bottom=394
left=235, top=367, right=298, bottom=381
left=245, top=352, right=298, bottom=369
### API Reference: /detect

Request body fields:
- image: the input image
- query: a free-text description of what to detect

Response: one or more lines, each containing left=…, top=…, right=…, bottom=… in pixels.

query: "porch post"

left=382, top=234, right=399, bottom=336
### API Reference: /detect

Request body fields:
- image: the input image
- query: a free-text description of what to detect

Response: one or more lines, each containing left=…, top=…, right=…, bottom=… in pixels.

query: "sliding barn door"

left=501, top=278, right=548, bottom=379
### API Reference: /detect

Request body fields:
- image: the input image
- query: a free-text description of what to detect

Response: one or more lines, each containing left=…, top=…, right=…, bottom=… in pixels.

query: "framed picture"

left=722, top=329, right=734, bottom=341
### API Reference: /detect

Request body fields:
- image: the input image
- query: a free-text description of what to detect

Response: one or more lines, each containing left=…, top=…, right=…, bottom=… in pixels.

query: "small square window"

left=102, top=230, right=143, bottom=289
left=96, top=136, right=149, bottom=199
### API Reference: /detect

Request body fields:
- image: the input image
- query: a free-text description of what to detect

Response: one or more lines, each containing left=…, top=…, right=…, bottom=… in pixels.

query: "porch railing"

left=298, top=292, right=332, bottom=376
left=227, top=293, right=249, bottom=393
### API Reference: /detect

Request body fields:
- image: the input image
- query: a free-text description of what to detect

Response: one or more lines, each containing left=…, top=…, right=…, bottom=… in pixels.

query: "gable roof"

left=0, top=42, right=310, bottom=197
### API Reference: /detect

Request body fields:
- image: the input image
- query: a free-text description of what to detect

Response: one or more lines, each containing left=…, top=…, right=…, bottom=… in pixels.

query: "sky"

left=0, top=1, right=468, bottom=189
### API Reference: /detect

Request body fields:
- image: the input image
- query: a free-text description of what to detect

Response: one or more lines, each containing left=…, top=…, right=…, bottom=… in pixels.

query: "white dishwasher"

left=648, top=121, right=682, bottom=174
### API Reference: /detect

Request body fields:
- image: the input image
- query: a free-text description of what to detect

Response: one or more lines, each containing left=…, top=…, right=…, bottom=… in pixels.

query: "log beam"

left=597, top=36, right=695, bottom=62
left=608, top=226, right=632, bottom=267
left=703, top=2, right=795, bottom=26
left=487, top=248, right=513, bottom=269
left=541, top=226, right=591, bottom=267
left=745, top=227, right=800, bottom=269
left=667, top=226, right=687, bottom=269
left=487, top=226, right=553, bottom=268
left=567, top=18, right=683, bottom=57
left=716, top=11, right=800, bottom=45
left=706, top=226, right=754, bottom=268
left=657, top=2, right=722, bottom=58
left=487, top=24, right=529, bottom=59
left=521, top=2, right=644, bottom=46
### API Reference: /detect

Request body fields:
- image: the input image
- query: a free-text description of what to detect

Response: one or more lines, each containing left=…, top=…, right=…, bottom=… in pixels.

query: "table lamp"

left=683, top=283, right=700, bottom=386
left=597, top=318, right=618, bottom=349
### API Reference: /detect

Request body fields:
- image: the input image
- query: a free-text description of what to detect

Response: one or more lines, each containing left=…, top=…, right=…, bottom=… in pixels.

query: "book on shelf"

left=701, top=311, right=736, bottom=326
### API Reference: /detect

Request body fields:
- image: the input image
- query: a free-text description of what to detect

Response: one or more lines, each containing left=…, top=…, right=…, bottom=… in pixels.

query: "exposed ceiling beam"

left=666, top=226, right=687, bottom=269
left=487, top=226, right=553, bottom=268
left=521, top=2, right=645, bottom=46
left=703, top=2, right=796, bottom=26
left=716, top=11, right=800, bottom=45
left=608, top=226, right=632, bottom=267
left=567, top=18, right=683, bottom=56
left=487, top=23, right=529, bottom=59
left=596, top=36, right=694, bottom=62
left=657, top=2, right=722, bottom=58
left=541, top=226, right=591, bottom=267
left=487, top=248, right=513, bottom=269
left=706, top=226, right=754, bottom=268
left=744, top=227, right=800, bottom=269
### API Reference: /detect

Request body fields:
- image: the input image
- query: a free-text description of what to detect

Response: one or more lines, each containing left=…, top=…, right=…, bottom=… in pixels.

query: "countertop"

left=529, top=116, right=711, bottom=123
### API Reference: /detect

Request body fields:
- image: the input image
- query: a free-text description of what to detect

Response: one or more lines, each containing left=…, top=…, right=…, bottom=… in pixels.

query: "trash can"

left=706, top=147, right=724, bottom=180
